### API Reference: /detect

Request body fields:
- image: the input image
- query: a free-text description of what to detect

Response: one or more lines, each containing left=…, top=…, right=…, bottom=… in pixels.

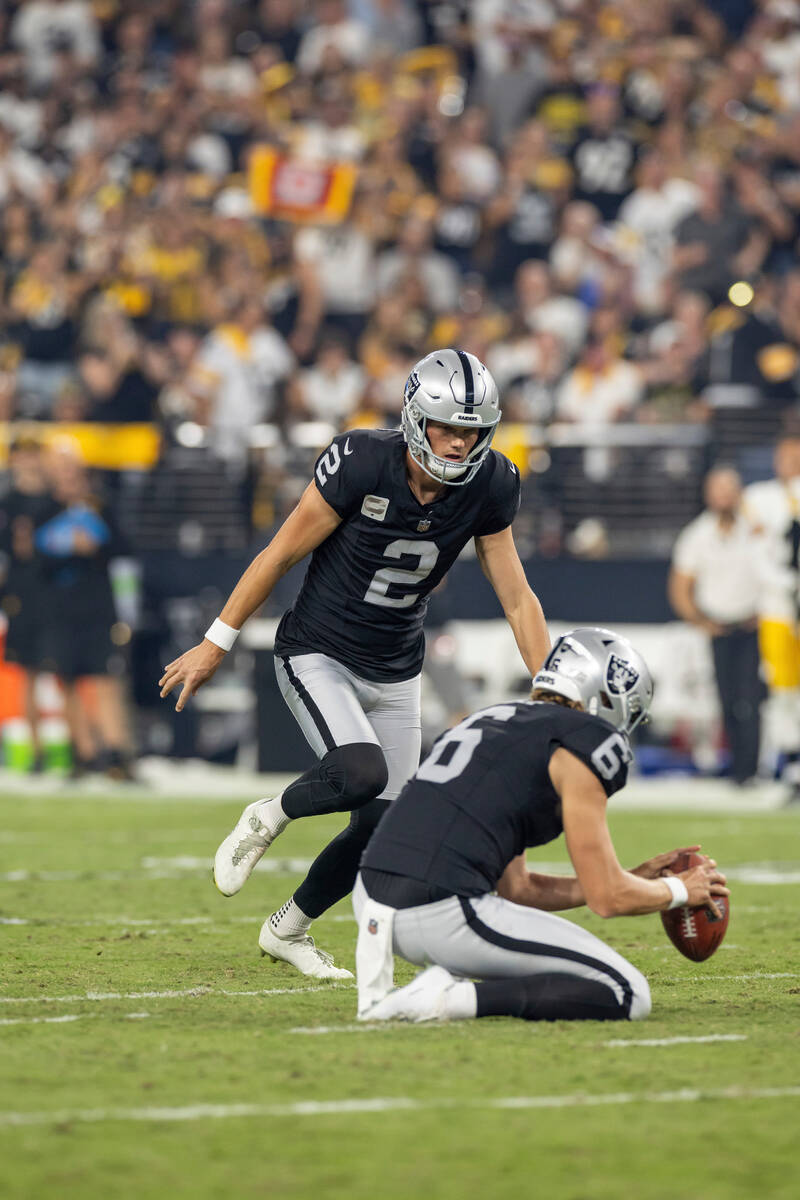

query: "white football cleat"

left=358, top=965, right=456, bottom=1023
left=258, top=919, right=354, bottom=981
left=213, top=798, right=283, bottom=897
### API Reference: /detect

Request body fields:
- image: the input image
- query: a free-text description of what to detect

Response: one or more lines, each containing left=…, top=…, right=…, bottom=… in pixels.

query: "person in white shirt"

left=189, top=297, right=295, bottom=469
left=289, top=334, right=366, bottom=426
left=555, top=337, right=643, bottom=426
left=669, top=467, right=765, bottom=786
left=11, top=0, right=100, bottom=87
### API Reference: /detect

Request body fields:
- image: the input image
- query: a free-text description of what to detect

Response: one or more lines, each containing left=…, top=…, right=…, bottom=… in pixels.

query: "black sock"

left=293, top=794, right=389, bottom=920
left=475, top=972, right=628, bottom=1021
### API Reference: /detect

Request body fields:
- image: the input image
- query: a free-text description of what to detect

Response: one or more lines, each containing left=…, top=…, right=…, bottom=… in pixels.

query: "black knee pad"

left=323, top=742, right=388, bottom=807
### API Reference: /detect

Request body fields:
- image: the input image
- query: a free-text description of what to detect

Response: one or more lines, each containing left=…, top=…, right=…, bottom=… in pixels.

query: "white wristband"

left=664, top=876, right=689, bottom=910
left=204, top=618, right=240, bottom=652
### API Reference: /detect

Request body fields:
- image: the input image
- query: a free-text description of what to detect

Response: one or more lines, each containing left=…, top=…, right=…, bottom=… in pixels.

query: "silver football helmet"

left=532, top=627, right=654, bottom=735
left=401, top=349, right=501, bottom=485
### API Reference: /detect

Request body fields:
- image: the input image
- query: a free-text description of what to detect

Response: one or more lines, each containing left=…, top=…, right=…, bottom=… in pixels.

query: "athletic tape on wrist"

left=664, top=875, right=689, bottom=910
left=204, top=618, right=239, bottom=652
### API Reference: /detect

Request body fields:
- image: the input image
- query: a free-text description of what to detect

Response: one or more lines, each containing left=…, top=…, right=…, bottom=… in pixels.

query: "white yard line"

left=0, top=1013, right=151, bottom=1028
left=290, top=1028, right=753, bottom=1042
left=4, top=860, right=800, bottom=886
left=1, top=1086, right=798, bottom=1128
left=0, top=973, right=791, bottom=1011
left=0, top=913, right=354, bottom=929
left=604, top=1034, right=748, bottom=1047
left=0, top=983, right=355, bottom=1006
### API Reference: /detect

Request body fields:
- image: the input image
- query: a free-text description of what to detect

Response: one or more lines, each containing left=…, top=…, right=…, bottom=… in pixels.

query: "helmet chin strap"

left=423, top=445, right=468, bottom=481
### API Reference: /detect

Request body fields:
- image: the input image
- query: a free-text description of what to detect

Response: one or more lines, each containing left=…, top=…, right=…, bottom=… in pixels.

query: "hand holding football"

left=660, top=851, right=730, bottom=962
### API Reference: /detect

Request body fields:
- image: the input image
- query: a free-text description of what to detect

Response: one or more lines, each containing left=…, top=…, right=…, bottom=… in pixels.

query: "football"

left=660, top=851, right=730, bottom=962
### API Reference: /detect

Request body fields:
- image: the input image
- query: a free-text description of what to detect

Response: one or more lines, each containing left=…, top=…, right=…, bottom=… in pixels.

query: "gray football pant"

left=353, top=873, right=651, bottom=1020
left=274, top=653, right=422, bottom=801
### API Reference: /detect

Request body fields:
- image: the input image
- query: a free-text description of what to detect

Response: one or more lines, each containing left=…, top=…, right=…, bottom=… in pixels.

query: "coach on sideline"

left=669, top=465, right=764, bottom=786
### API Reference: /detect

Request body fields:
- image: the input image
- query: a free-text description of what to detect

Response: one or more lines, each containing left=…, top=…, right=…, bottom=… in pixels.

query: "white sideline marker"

left=1, top=1086, right=799, bottom=1128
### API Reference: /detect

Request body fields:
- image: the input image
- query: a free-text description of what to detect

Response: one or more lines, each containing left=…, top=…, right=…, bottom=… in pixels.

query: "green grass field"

left=1, top=783, right=798, bottom=1200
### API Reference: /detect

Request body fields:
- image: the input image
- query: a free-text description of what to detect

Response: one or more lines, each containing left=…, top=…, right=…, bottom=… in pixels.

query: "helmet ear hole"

left=599, top=690, right=613, bottom=710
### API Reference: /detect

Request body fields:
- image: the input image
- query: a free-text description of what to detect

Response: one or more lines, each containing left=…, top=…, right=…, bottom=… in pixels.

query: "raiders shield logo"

left=606, top=654, right=639, bottom=695
left=405, top=371, right=420, bottom=401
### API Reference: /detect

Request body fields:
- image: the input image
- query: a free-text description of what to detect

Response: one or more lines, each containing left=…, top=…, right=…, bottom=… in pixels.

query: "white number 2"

left=364, top=539, right=439, bottom=609
left=417, top=704, right=517, bottom=784
left=316, top=443, right=341, bottom=486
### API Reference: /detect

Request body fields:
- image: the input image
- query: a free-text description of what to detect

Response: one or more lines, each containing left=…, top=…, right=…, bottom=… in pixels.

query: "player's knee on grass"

left=281, top=743, right=388, bottom=819
left=628, top=967, right=651, bottom=1021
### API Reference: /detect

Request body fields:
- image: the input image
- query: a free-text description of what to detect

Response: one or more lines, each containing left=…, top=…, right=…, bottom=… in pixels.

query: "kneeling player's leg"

left=383, top=894, right=650, bottom=1023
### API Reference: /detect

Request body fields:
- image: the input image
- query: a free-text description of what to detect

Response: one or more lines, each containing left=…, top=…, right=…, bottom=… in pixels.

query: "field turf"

left=1, top=783, right=798, bottom=1200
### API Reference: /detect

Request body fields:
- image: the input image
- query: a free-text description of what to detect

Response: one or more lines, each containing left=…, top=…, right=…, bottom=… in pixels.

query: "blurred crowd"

left=0, top=0, right=800, bottom=482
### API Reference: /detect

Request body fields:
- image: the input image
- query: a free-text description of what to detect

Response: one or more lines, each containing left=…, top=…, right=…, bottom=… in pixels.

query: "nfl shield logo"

left=368, top=918, right=378, bottom=935
left=417, top=519, right=431, bottom=532
left=606, top=654, right=639, bottom=695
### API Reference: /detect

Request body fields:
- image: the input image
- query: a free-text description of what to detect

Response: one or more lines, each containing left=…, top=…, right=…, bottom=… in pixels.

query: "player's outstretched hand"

left=630, top=846, right=702, bottom=880
left=159, top=641, right=226, bottom=712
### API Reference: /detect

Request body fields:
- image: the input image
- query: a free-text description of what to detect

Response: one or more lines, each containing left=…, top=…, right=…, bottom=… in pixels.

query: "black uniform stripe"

left=459, top=897, right=634, bottom=1017
left=281, top=657, right=336, bottom=752
left=456, top=350, right=475, bottom=413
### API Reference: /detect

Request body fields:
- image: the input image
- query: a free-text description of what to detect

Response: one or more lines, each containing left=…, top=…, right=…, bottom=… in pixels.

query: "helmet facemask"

left=401, top=401, right=500, bottom=486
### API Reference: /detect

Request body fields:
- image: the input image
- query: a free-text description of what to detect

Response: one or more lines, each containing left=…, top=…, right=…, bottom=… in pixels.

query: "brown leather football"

left=660, top=851, right=730, bottom=962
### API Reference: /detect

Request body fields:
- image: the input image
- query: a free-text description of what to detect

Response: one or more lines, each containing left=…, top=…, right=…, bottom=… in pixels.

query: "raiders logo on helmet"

left=606, top=654, right=639, bottom=695
left=405, top=371, right=420, bottom=401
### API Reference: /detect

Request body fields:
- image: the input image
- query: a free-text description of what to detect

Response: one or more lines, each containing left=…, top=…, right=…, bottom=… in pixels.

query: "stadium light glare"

left=728, top=281, right=754, bottom=307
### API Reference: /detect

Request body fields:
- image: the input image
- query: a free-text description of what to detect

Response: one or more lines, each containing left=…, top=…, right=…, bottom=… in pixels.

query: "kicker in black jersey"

left=361, top=701, right=631, bottom=897
left=274, top=428, right=521, bottom=681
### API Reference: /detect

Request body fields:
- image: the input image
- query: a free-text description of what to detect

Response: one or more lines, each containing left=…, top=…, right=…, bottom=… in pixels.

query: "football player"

left=159, top=349, right=550, bottom=978
left=743, top=436, right=800, bottom=802
left=354, top=628, right=728, bottom=1023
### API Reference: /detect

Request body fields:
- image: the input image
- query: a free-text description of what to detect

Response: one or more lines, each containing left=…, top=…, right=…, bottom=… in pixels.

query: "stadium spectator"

left=189, top=295, right=294, bottom=466
left=289, top=333, right=366, bottom=427
left=555, top=337, right=644, bottom=427
left=376, top=213, right=460, bottom=313
left=669, top=466, right=764, bottom=786
left=672, top=162, right=756, bottom=304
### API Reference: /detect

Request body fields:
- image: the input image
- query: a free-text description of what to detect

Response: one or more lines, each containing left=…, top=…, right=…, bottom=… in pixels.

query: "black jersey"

left=361, top=701, right=631, bottom=896
left=274, top=429, right=521, bottom=681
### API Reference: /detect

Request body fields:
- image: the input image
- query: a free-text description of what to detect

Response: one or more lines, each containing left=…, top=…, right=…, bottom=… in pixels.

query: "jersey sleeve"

left=474, top=453, right=522, bottom=536
left=312, top=432, right=376, bottom=519
left=553, top=715, right=631, bottom=798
